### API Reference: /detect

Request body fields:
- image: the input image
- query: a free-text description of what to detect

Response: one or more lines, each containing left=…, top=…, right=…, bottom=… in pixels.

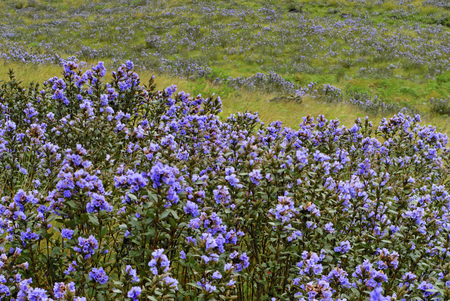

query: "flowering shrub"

left=429, top=97, right=450, bottom=116
left=1, top=60, right=450, bottom=300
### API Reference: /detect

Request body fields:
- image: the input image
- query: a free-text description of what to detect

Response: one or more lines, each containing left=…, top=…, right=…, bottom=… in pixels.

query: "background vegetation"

left=1, top=0, right=450, bottom=131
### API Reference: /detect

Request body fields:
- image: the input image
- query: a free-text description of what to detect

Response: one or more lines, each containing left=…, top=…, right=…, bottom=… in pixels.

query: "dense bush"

left=429, top=97, right=450, bottom=116
left=1, top=61, right=450, bottom=301
left=348, top=91, right=419, bottom=117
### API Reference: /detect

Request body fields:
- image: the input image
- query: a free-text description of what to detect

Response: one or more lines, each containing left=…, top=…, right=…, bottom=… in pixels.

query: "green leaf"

left=67, top=200, right=77, bottom=208
left=160, top=210, right=170, bottom=220
left=170, top=209, right=179, bottom=219
left=147, top=191, right=159, bottom=202
left=88, top=214, right=99, bottom=226
left=143, top=228, right=156, bottom=237
left=96, top=292, right=105, bottom=301
left=100, top=226, right=107, bottom=238
left=169, top=218, right=177, bottom=228
left=50, top=247, right=61, bottom=256
left=128, top=193, right=137, bottom=201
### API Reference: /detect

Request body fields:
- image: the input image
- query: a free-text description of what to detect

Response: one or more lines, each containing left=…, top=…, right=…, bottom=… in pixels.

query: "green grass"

left=2, top=60, right=450, bottom=134
left=2, top=0, right=450, bottom=133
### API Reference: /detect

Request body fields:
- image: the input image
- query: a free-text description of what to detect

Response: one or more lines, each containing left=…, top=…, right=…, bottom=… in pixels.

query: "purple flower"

left=249, top=169, right=263, bottom=185
left=64, top=261, right=77, bottom=275
left=73, top=235, right=98, bottom=259
left=213, top=185, right=231, bottom=204
left=20, top=228, right=39, bottom=245
left=297, top=251, right=324, bottom=276
left=401, top=272, right=417, bottom=287
left=89, top=267, right=108, bottom=284
left=229, top=251, right=250, bottom=272
left=61, top=229, right=74, bottom=240
left=370, top=287, right=389, bottom=301
left=212, top=271, right=222, bottom=279
left=184, top=201, right=199, bottom=217
left=53, top=282, right=72, bottom=299
left=0, top=284, right=9, bottom=297
left=125, top=60, right=134, bottom=71
left=197, top=280, right=216, bottom=293
left=188, top=218, right=201, bottom=229
left=92, top=61, right=106, bottom=78
left=27, top=287, right=48, bottom=301
left=334, top=241, right=351, bottom=254
left=353, top=260, right=387, bottom=289
left=127, top=286, right=142, bottom=301
left=323, top=222, right=335, bottom=233
left=125, top=265, right=140, bottom=283
left=418, top=281, right=435, bottom=298
left=148, top=249, right=170, bottom=275
left=86, top=193, right=113, bottom=213
left=164, top=276, right=178, bottom=290
left=149, top=162, right=180, bottom=188
left=225, top=174, right=241, bottom=188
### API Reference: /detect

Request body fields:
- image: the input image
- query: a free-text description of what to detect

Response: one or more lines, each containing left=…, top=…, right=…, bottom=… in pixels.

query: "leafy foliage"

left=0, top=61, right=450, bottom=300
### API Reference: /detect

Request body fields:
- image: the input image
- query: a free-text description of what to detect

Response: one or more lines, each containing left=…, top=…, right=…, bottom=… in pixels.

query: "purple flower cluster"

left=73, top=235, right=99, bottom=259
left=148, top=249, right=170, bottom=276
left=53, top=282, right=75, bottom=299
left=89, top=267, right=108, bottom=284
left=0, top=61, right=449, bottom=300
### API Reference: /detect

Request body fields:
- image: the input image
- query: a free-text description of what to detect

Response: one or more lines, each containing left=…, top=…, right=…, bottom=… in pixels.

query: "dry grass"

left=1, top=60, right=450, bottom=134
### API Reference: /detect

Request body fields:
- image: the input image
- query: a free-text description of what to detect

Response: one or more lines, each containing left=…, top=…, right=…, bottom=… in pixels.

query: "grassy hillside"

left=1, top=0, right=450, bottom=131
